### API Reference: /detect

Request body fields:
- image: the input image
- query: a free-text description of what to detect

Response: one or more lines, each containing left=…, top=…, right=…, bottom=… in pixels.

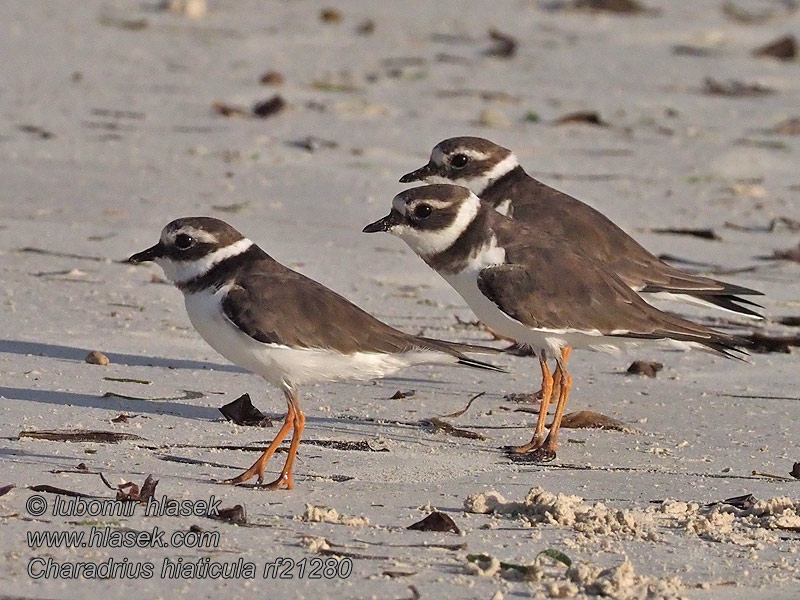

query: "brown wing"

left=478, top=221, right=746, bottom=356
left=488, top=173, right=761, bottom=300
left=222, top=267, right=500, bottom=367
left=222, top=271, right=427, bottom=354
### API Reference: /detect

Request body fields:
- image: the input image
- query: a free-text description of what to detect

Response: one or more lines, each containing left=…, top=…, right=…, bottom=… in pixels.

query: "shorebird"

left=364, top=185, right=747, bottom=461
left=399, top=136, right=762, bottom=433
left=129, top=216, right=503, bottom=489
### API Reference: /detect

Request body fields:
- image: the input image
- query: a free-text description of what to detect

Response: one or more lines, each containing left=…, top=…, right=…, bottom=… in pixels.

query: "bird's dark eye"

left=413, top=204, right=432, bottom=220
left=175, top=233, right=194, bottom=250
left=450, top=153, right=469, bottom=169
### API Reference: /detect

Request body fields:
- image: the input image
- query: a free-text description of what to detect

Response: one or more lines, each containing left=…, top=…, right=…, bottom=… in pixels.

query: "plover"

left=364, top=185, right=746, bottom=461
left=129, top=216, right=503, bottom=489
left=400, top=136, right=763, bottom=319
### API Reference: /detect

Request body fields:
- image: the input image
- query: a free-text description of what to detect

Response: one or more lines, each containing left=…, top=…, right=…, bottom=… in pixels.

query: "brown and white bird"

left=399, top=136, right=762, bottom=442
left=128, top=217, right=503, bottom=489
left=364, top=185, right=747, bottom=462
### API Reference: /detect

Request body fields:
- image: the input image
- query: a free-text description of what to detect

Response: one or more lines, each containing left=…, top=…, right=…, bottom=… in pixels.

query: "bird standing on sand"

left=364, top=185, right=747, bottom=462
left=129, top=217, right=502, bottom=489
left=398, top=137, right=761, bottom=454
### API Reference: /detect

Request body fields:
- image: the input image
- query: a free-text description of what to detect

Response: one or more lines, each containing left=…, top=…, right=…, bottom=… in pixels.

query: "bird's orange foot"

left=258, top=471, right=292, bottom=491
left=222, top=461, right=267, bottom=485
left=507, top=435, right=545, bottom=454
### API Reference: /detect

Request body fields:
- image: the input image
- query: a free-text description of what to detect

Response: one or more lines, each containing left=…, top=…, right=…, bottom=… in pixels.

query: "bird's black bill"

left=399, top=162, right=435, bottom=183
left=363, top=210, right=402, bottom=233
left=128, top=243, right=164, bottom=264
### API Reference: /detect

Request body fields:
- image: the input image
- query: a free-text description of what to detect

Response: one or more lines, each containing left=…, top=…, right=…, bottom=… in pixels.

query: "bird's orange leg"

left=510, top=347, right=572, bottom=461
left=263, top=385, right=305, bottom=491
left=538, top=357, right=573, bottom=460
left=510, top=357, right=553, bottom=453
left=225, top=395, right=295, bottom=485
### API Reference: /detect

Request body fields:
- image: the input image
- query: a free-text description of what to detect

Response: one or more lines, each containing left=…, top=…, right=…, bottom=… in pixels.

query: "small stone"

left=320, top=8, right=342, bottom=23
left=477, top=109, right=510, bottom=128
left=356, top=19, right=375, bottom=35
left=627, top=360, right=663, bottom=377
left=259, top=71, right=285, bottom=86
left=167, top=0, right=207, bottom=19
left=85, top=351, right=110, bottom=366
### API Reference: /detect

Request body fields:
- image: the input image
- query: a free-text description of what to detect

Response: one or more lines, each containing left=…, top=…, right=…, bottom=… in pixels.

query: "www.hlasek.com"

left=25, top=494, right=353, bottom=580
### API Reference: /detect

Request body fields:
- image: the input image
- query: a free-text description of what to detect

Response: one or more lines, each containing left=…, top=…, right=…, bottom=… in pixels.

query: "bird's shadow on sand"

left=0, top=386, right=219, bottom=421
left=0, top=338, right=245, bottom=373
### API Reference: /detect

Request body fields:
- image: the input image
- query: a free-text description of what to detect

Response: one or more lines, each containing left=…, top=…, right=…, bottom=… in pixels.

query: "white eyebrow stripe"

left=459, top=149, right=489, bottom=160
left=162, top=226, right=219, bottom=245
left=412, top=199, right=452, bottom=210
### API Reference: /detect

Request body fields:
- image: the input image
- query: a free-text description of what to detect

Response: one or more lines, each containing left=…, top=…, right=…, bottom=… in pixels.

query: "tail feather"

left=691, top=293, right=764, bottom=319
left=640, top=272, right=764, bottom=298
left=456, top=357, right=507, bottom=372
left=413, top=336, right=506, bottom=372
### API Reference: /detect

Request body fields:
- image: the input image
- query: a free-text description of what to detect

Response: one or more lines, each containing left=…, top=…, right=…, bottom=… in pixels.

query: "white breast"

left=183, top=286, right=457, bottom=386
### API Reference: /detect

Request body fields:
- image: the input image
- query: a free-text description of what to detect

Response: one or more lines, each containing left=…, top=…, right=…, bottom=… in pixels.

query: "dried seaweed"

left=554, top=111, right=609, bottom=126
left=302, top=439, right=388, bottom=452
left=557, top=411, right=640, bottom=433
left=209, top=504, right=246, bottom=525
left=407, top=511, right=461, bottom=534
left=20, top=430, right=143, bottom=443
left=421, top=418, right=487, bottom=440
left=703, top=78, right=774, bottom=97
left=485, top=29, right=517, bottom=58
left=745, top=332, right=800, bottom=353
left=212, top=101, right=249, bottom=118
left=110, top=414, right=136, bottom=423
left=29, top=484, right=98, bottom=498
left=288, top=136, right=339, bottom=152
left=102, top=390, right=204, bottom=401
left=761, top=242, right=800, bottom=263
left=13, top=246, right=108, bottom=262
left=219, top=393, right=273, bottom=427
left=116, top=474, right=158, bottom=502
left=753, top=35, right=797, bottom=60
left=440, top=391, right=485, bottom=418
left=103, top=376, right=151, bottom=384
left=19, top=124, right=55, bottom=139
left=651, top=227, right=721, bottom=240
left=574, top=0, right=647, bottom=13
left=252, top=95, right=286, bottom=118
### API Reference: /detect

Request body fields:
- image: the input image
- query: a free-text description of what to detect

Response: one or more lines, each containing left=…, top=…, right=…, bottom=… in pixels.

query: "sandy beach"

left=1, top=1, right=798, bottom=598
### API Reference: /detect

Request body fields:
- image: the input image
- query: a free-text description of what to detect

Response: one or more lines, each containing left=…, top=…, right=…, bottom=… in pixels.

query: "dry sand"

left=1, top=1, right=798, bottom=598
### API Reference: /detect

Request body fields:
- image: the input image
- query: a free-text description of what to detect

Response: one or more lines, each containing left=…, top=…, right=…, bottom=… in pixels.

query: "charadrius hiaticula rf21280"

left=364, top=185, right=748, bottom=462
